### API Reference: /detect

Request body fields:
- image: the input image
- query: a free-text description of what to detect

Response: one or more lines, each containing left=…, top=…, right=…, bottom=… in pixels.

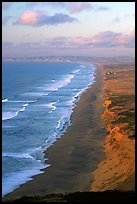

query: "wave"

left=72, top=69, right=80, bottom=74
left=3, top=146, right=47, bottom=162
left=22, top=92, right=48, bottom=97
left=34, top=102, right=57, bottom=113
left=10, top=100, right=37, bottom=103
left=2, top=104, right=28, bottom=121
left=2, top=62, right=96, bottom=197
left=2, top=125, right=16, bottom=128
left=2, top=164, right=49, bottom=197
left=2, top=152, right=34, bottom=159
left=23, top=103, right=29, bottom=107
left=55, top=108, right=72, bottom=134
left=47, top=102, right=57, bottom=113
left=41, top=113, right=72, bottom=151
left=47, top=74, right=74, bottom=91
left=2, top=98, right=8, bottom=103
left=2, top=112, right=18, bottom=121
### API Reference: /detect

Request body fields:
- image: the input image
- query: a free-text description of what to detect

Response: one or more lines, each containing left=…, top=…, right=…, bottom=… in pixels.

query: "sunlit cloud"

left=15, top=11, right=78, bottom=26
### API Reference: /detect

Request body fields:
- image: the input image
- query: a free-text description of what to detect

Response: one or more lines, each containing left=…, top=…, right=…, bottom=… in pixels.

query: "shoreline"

left=2, top=61, right=96, bottom=197
left=4, top=63, right=106, bottom=200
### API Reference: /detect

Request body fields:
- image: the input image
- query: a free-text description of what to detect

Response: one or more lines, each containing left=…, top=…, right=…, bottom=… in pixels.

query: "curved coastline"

left=2, top=61, right=96, bottom=197
left=3, top=63, right=106, bottom=200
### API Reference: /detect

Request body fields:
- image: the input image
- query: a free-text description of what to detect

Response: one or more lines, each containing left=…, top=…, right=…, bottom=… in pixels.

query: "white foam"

left=2, top=112, right=18, bottom=121
left=23, top=103, right=29, bottom=107
left=47, top=74, right=74, bottom=91
left=2, top=98, right=8, bottom=103
left=2, top=152, right=34, bottom=159
left=2, top=125, right=16, bottom=128
left=34, top=102, right=57, bottom=113
left=20, top=107, right=25, bottom=112
left=47, top=102, right=57, bottom=113
left=2, top=164, right=49, bottom=197
left=19, top=103, right=29, bottom=112
left=56, top=110, right=71, bottom=132
left=10, top=100, right=37, bottom=103
left=22, top=92, right=48, bottom=97
left=2, top=104, right=28, bottom=121
left=72, top=69, right=80, bottom=74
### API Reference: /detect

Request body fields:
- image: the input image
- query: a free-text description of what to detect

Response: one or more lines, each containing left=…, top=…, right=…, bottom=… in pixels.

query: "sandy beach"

left=4, top=63, right=106, bottom=200
left=3, top=60, right=135, bottom=202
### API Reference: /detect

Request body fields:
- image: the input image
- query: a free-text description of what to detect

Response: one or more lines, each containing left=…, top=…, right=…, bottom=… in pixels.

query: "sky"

left=2, top=2, right=135, bottom=58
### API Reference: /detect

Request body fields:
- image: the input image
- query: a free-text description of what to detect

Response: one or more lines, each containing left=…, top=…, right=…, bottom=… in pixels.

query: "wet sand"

left=4, top=64, right=106, bottom=200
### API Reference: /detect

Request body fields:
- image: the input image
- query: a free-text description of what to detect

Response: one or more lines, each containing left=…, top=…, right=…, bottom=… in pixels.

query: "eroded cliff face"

left=91, top=64, right=135, bottom=192
left=91, top=98, right=135, bottom=191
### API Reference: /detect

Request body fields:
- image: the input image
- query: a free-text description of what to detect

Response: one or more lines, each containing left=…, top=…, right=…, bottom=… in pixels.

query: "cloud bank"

left=43, top=31, right=134, bottom=49
left=3, top=31, right=134, bottom=53
left=16, top=11, right=78, bottom=26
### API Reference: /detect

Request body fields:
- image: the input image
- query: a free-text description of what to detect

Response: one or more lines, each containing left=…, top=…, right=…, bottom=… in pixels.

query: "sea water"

left=2, top=61, right=96, bottom=196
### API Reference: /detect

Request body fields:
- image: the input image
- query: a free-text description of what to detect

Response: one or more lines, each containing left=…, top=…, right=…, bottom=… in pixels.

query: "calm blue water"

left=2, top=61, right=96, bottom=196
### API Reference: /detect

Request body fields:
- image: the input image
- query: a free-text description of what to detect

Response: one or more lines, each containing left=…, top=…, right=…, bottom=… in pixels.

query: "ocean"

left=2, top=61, right=96, bottom=196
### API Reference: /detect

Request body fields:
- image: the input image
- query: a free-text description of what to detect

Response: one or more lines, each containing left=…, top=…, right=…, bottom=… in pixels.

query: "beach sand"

left=4, top=64, right=107, bottom=200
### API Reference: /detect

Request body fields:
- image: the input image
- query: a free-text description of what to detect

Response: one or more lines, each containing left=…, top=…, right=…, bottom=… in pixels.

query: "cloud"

left=47, top=31, right=135, bottom=49
left=2, top=2, right=14, bottom=9
left=16, top=11, right=78, bottom=26
left=2, top=16, right=12, bottom=25
left=89, top=31, right=135, bottom=48
left=28, top=2, right=94, bottom=13
left=47, top=2, right=110, bottom=13
left=65, top=2, right=94, bottom=13
left=3, top=31, right=134, bottom=57
left=46, top=2, right=109, bottom=13
left=17, top=11, right=39, bottom=25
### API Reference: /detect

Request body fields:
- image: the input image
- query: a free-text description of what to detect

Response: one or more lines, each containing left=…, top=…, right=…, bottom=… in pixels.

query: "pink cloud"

left=114, top=35, right=129, bottom=45
left=19, top=11, right=39, bottom=25
left=16, top=11, right=78, bottom=26
left=44, top=2, right=109, bottom=13
left=66, top=2, right=93, bottom=13
left=89, top=31, right=135, bottom=48
left=3, top=31, right=135, bottom=57
left=34, top=2, right=94, bottom=13
left=42, top=32, right=135, bottom=49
